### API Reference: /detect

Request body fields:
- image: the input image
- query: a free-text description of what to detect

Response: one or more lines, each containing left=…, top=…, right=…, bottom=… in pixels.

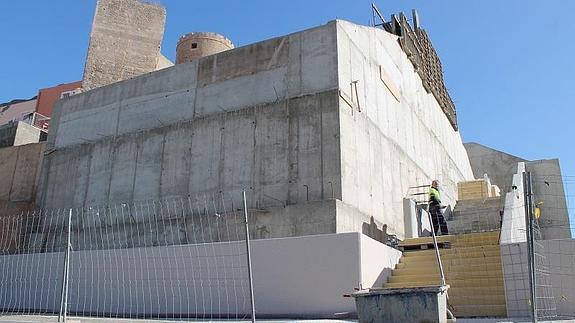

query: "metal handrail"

left=426, top=203, right=455, bottom=320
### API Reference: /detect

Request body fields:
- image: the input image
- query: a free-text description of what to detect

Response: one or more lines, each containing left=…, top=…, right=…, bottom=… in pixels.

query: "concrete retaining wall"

left=466, top=143, right=571, bottom=240
left=336, top=21, right=473, bottom=237
left=41, top=22, right=339, bottom=212
left=39, top=20, right=473, bottom=242
left=0, top=143, right=44, bottom=208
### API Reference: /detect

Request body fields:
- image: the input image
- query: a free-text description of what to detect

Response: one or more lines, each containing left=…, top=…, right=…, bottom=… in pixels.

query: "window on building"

left=191, top=43, right=198, bottom=49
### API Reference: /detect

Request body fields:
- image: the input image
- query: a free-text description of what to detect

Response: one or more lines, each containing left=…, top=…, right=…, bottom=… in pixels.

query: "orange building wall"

left=35, top=81, right=82, bottom=117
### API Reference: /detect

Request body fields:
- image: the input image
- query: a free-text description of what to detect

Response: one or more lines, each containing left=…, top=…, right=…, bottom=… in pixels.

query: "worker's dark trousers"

left=429, top=204, right=449, bottom=235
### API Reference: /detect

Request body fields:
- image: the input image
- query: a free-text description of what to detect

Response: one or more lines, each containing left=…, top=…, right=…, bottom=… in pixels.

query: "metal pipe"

left=523, top=172, right=537, bottom=322
left=426, top=204, right=446, bottom=287
left=408, top=184, right=432, bottom=189
left=425, top=204, right=454, bottom=320
left=242, top=191, right=256, bottom=323
left=58, top=209, right=72, bottom=322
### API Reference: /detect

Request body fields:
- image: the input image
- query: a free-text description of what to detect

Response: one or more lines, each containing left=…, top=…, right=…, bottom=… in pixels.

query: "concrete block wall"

left=335, top=21, right=473, bottom=237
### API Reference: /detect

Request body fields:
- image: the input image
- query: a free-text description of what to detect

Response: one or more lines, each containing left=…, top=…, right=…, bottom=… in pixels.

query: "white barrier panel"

left=0, top=232, right=400, bottom=319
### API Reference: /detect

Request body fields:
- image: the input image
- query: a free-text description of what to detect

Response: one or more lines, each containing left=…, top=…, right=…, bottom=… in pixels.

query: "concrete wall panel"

left=301, top=23, right=338, bottom=94
left=9, top=143, right=44, bottom=202
left=542, top=239, right=575, bottom=316
left=0, top=144, right=44, bottom=214
left=40, top=20, right=472, bottom=244
left=360, top=234, right=402, bottom=288
left=133, top=132, right=164, bottom=201
left=528, top=160, right=571, bottom=239
left=335, top=21, right=473, bottom=238
left=55, top=102, right=120, bottom=148
left=118, top=90, right=195, bottom=135
left=291, top=96, right=324, bottom=203
left=467, top=143, right=571, bottom=239
left=108, top=138, right=138, bottom=204
left=49, top=24, right=338, bottom=151
left=253, top=102, right=289, bottom=205
left=0, top=147, right=18, bottom=200
left=13, top=122, right=41, bottom=147
left=188, top=117, right=223, bottom=196
left=84, top=142, right=114, bottom=206
left=160, top=127, right=192, bottom=198
left=221, top=110, right=256, bottom=198
left=195, top=67, right=287, bottom=118
left=197, top=37, right=288, bottom=87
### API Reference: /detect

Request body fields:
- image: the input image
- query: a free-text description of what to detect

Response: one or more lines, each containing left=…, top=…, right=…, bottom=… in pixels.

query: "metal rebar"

left=242, top=191, right=256, bottom=323
left=371, top=3, right=387, bottom=25
left=328, top=181, right=334, bottom=199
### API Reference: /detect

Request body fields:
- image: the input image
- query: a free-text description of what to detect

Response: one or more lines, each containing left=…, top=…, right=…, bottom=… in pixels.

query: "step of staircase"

left=452, top=197, right=502, bottom=212
left=449, top=197, right=503, bottom=235
left=449, top=294, right=506, bottom=306
left=402, top=245, right=500, bottom=258
left=447, top=218, right=501, bottom=234
left=399, top=255, right=501, bottom=266
left=393, top=257, right=502, bottom=276
left=384, top=230, right=506, bottom=318
left=387, top=269, right=503, bottom=283
left=452, top=305, right=507, bottom=317
left=385, top=277, right=504, bottom=289
left=400, top=233, right=500, bottom=250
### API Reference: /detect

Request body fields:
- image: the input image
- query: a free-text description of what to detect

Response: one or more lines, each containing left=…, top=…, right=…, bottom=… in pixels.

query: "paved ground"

left=0, top=316, right=574, bottom=323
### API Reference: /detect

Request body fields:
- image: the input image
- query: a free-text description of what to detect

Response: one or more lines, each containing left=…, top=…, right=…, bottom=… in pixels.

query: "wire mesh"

left=533, top=220, right=558, bottom=320
left=0, top=193, right=253, bottom=321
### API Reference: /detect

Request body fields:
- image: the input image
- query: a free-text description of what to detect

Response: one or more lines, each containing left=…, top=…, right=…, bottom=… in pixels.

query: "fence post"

left=523, top=172, right=537, bottom=322
left=242, top=191, right=256, bottom=323
left=58, top=209, right=72, bottom=322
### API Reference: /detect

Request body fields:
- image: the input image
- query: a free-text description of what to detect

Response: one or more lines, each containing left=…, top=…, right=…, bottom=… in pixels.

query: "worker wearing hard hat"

left=429, top=180, right=449, bottom=235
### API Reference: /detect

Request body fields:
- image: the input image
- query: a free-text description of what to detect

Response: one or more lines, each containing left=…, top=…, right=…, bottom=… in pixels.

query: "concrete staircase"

left=384, top=231, right=506, bottom=318
left=447, top=197, right=503, bottom=234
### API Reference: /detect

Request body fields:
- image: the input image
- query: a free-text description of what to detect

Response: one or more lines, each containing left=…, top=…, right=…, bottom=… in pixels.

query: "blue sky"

left=1, top=1, right=573, bottom=232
